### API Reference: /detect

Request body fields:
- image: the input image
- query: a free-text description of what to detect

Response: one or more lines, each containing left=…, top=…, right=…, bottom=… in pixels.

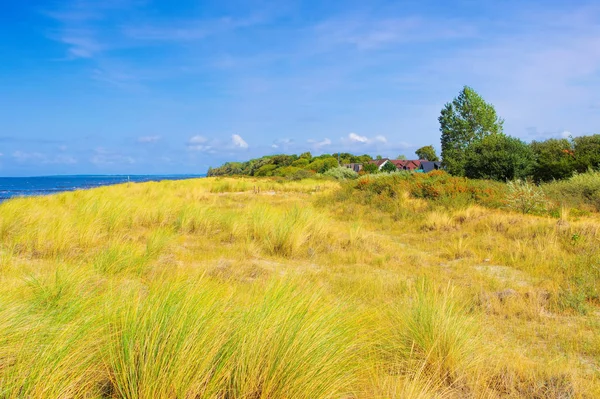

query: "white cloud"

left=561, top=130, right=573, bottom=138
left=189, top=135, right=208, bottom=144
left=348, top=133, right=368, bottom=143
left=272, top=138, right=294, bottom=149
left=231, top=134, right=249, bottom=149
left=187, top=135, right=212, bottom=151
left=343, top=133, right=388, bottom=145
left=307, top=138, right=332, bottom=149
left=137, top=135, right=161, bottom=143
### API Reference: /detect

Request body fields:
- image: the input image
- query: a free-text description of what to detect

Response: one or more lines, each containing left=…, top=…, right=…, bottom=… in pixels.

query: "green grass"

left=0, top=176, right=599, bottom=398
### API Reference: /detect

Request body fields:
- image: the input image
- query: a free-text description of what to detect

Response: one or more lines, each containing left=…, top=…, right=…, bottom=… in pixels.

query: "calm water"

left=0, top=175, right=203, bottom=202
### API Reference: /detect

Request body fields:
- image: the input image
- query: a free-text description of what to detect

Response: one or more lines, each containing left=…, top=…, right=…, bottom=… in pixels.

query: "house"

left=344, top=163, right=363, bottom=173
left=345, top=158, right=443, bottom=173
left=420, top=161, right=442, bottom=173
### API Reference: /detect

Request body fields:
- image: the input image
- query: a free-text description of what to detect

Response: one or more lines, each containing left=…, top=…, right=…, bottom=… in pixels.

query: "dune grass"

left=0, top=176, right=599, bottom=398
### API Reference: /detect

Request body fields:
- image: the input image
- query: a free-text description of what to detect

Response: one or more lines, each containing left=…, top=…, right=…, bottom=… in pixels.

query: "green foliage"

left=440, top=86, right=504, bottom=176
left=505, top=180, right=548, bottom=214
left=415, top=145, right=439, bottom=161
left=354, top=171, right=505, bottom=210
left=573, top=134, right=600, bottom=173
left=381, top=161, right=399, bottom=173
left=543, top=170, right=600, bottom=212
left=291, top=158, right=310, bottom=168
left=464, top=134, right=534, bottom=181
left=530, top=138, right=576, bottom=182
left=255, top=164, right=278, bottom=176
left=323, top=167, right=359, bottom=180
left=362, top=163, right=379, bottom=174
left=307, top=157, right=338, bottom=173
left=396, top=155, right=407, bottom=160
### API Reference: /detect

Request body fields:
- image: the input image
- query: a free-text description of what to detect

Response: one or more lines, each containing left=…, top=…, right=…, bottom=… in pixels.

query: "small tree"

left=381, top=161, right=398, bottom=173
left=415, top=145, right=439, bottom=161
left=464, top=134, right=534, bottom=181
left=439, top=86, right=504, bottom=176
left=396, top=155, right=407, bottom=160
left=362, top=163, right=379, bottom=174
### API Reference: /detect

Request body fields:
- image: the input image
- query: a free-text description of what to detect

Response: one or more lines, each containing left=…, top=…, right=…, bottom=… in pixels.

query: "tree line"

left=208, top=86, right=599, bottom=181
left=440, top=86, right=600, bottom=182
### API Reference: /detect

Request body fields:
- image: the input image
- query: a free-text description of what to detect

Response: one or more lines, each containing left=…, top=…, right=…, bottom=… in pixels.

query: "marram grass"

left=0, top=177, right=599, bottom=398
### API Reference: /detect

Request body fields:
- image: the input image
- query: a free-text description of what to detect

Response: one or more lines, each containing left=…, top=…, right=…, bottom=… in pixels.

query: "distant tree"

left=573, top=134, right=600, bottom=172
left=415, top=145, right=439, bottom=161
left=396, top=155, right=407, bottom=160
left=464, top=134, right=534, bottom=181
left=530, top=138, right=576, bottom=182
left=381, top=161, right=399, bottom=173
left=291, top=158, right=309, bottom=168
left=376, top=155, right=383, bottom=160
left=299, top=152, right=312, bottom=160
left=357, top=154, right=373, bottom=163
left=362, top=163, right=379, bottom=174
left=439, top=86, right=504, bottom=176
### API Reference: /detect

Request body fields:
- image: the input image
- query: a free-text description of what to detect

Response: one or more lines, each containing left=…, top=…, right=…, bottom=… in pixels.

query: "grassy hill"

left=0, top=176, right=599, bottom=398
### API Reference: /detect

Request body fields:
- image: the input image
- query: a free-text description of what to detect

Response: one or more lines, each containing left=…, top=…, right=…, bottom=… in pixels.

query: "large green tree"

left=573, top=134, right=600, bottom=172
left=464, top=134, right=534, bottom=181
left=439, top=86, right=504, bottom=176
left=530, top=138, right=575, bottom=182
left=415, top=145, right=439, bottom=161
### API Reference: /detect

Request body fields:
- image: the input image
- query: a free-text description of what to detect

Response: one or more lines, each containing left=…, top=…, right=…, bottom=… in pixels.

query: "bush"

left=543, top=170, right=600, bottom=212
left=505, top=180, right=548, bottom=214
left=381, top=162, right=399, bottom=173
left=464, top=134, right=534, bottom=181
left=323, top=167, right=359, bottom=180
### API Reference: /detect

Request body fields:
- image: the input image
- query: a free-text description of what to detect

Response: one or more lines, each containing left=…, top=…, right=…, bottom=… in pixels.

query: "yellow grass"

left=0, top=176, right=599, bottom=398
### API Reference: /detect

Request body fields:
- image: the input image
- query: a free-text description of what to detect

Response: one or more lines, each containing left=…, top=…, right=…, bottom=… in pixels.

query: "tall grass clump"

left=381, top=280, right=481, bottom=386
left=105, top=280, right=362, bottom=399
left=106, top=281, right=231, bottom=398
left=220, top=282, right=361, bottom=399
left=543, top=169, right=600, bottom=212
left=247, top=205, right=328, bottom=257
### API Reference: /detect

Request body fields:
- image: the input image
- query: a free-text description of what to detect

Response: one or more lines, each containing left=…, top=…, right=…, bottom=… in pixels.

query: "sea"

left=0, top=175, right=204, bottom=202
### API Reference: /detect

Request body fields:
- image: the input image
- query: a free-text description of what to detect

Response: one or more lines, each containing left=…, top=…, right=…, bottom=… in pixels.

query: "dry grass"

left=0, top=176, right=599, bottom=398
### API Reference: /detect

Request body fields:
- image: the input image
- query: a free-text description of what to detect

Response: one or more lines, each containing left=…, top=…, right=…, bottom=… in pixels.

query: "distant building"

left=344, top=158, right=442, bottom=173
left=344, top=163, right=363, bottom=173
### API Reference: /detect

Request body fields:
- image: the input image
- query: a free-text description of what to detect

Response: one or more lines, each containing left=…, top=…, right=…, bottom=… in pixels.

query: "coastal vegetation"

left=208, top=87, right=600, bottom=185
left=1, top=174, right=599, bottom=398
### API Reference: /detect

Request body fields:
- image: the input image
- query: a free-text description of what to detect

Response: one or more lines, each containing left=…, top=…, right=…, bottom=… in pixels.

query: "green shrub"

left=543, top=170, right=600, bottom=212
left=505, top=180, right=548, bottom=214
left=323, top=167, right=359, bottom=180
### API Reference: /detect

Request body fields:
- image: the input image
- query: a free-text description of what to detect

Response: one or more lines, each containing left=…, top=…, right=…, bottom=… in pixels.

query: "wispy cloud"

left=12, top=151, right=77, bottom=165
left=307, top=138, right=332, bottom=150
left=344, top=133, right=387, bottom=145
left=90, top=147, right=134, bottom=166
left=187, top=134, right=249, bottom=152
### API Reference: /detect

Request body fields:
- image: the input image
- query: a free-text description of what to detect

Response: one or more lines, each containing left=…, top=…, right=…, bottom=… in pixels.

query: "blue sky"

left=1, top=0, right=599, bottom=176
